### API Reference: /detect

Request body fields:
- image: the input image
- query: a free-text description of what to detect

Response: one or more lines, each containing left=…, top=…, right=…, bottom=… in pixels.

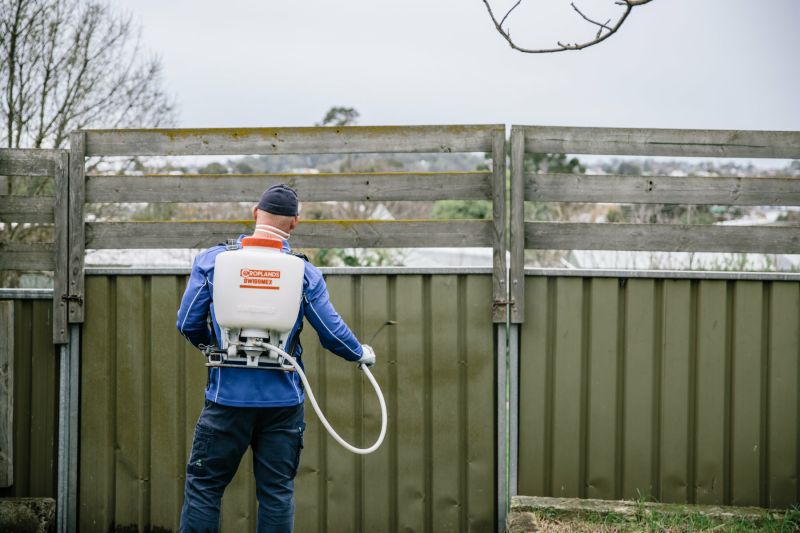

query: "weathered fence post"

left=53, top=151, right=70, bottom=343
left=68, top=132, right=86, bottom=324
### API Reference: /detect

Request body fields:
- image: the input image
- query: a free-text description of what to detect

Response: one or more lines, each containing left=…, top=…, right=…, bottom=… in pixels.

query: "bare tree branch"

left=1, top=0, right=176, bottom=148
left=0, top=0, right=178, bottom=279
left=499, top=0, right=522, bottom=29
left=570, top=3, right=612, bottom=39
left=481, top=0, right=653, bottom=54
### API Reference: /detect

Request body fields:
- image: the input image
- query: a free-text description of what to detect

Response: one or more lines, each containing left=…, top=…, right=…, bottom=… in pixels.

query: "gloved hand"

left=358, top=344, right=376, bottom=367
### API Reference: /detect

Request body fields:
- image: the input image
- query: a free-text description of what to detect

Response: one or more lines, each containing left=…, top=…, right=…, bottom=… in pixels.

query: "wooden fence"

left=74, top=125, right=508, bottom=322
left=506, top=125, right=800, bottom=514
left=508, top=126, right=800, bottom=323
left=0, top=149, right=70, bottom=343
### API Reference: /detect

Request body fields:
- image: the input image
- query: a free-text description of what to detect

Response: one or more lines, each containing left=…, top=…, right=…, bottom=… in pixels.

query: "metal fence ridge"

left=523, top=268, right=800, bottom=281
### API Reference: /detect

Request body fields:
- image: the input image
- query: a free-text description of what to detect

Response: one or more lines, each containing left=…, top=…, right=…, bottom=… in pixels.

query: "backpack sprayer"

left=202, top=233, right=387, bottom=455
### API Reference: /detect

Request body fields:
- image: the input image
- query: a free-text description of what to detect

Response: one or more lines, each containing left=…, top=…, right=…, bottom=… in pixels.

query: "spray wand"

left=255, top=318, right=396, bottom=455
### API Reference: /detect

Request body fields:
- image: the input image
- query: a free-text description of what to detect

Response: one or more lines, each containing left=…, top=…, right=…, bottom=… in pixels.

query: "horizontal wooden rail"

left=84, top=125, right=502, bottom=157
left=0, top=149, right=60, bottom=176
left=86, top=171, right=492, bottom=203
left=0, top=196, right=55, bottom=223
left=525, top=173, right=800, bottom=205
left=85, top=220, right=493, bottom=249
left=516, top=126, right=800, bottom=159
left=0, top=242, right=55, bottom=270
left=524, top=222, right=800, bottom=254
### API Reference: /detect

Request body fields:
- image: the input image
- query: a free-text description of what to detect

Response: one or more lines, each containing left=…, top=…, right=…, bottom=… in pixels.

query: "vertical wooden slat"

left=586, top=278, right=619, bottom=499
left=149, top=276, right=183, bottom=531
left=730, top=281, right=763, bottom=506
left=694, top=281, right=727, bottom=505
left=360, top=276, right=392, bottom=533
left=53, top=151, right=69, bottom=343
left=509, top=127, right=525, bottom=324
left=430, top=275, right=461, bottom=530
left=0, top=301, right=13, bottom=488
left=622, top=279, right=656, bottom=499
left=465, top=274, right=497, bottom=531
left=394, top=275, right=426, bottom=533
left=28, top=300, right=56, bottom=496
left=323, top=276, right=358, bottom=533
left=491, top=128, right=508, bottom=323
left=659, top=280, right=692, bottom=503
left=551, top=277, right=583, bottom=497
left=114, top=276, right=145, bottom=529
left=518, top=277, right=549, bottom=496
left=767, top=282, right=799, bottom=507
left=68, top=131, right=86, bottom=323
left=79, top=276, right=115, bottom=531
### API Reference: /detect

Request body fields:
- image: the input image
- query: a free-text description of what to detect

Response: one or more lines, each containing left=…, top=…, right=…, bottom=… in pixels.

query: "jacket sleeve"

left=176, top=255, right=213, bottom=349
left=303, top=273, right=363, bottom=362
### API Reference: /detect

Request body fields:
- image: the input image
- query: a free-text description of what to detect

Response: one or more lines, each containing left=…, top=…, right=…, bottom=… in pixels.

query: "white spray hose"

left=257, top=342, right=388, bottom=455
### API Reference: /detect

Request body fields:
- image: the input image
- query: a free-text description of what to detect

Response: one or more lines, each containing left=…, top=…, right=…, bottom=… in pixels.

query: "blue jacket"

left=176, top=237, right=363, bottom=407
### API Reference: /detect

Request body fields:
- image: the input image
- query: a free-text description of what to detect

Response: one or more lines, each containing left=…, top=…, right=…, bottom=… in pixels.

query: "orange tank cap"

left=241, top=236, right=282, bottom=249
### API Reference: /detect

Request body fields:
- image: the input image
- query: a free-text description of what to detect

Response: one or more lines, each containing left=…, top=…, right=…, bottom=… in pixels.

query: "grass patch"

left=509, top=497, right=800, bottom=533
left=525, top=506, right=800, bottom=532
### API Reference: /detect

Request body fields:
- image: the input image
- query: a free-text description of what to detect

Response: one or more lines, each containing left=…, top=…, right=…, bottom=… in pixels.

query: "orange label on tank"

left=240, top=269, right=281, bottom=290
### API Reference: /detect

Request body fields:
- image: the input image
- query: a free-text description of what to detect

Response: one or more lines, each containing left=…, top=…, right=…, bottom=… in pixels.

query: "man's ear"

left=289, top=216, right=300, bottom=232
left=252, top=205, right=258, bottom=221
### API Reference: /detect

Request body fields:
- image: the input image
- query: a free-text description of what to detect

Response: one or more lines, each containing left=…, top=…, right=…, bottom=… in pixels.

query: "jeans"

left=180, top=400, right=305, bottom=533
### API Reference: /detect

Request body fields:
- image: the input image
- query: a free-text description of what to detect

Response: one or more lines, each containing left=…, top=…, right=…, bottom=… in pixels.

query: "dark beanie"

left=257, top=184, right=299, bottom=216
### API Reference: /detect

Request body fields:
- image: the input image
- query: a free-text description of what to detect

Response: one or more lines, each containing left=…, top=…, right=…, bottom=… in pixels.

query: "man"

left=176, top=184, right=375, bottom=533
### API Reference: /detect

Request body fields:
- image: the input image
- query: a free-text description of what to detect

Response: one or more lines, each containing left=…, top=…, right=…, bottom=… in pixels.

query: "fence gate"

left=0, top=147, right=81, bottom=533
left=508, top=126, right=800, bottom=510
left=72, top=125, right=506, bottom=533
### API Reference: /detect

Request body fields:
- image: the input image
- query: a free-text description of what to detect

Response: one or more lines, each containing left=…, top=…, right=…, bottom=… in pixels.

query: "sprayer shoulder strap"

left=288, top=320, right=303, bottom=356
left=285, top=250, right=308, bottom=356
left=287, top=251, right=309, bottom=262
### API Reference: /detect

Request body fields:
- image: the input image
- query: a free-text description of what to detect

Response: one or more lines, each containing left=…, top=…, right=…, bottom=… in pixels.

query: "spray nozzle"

left=367, top=320, right=398, bottom=345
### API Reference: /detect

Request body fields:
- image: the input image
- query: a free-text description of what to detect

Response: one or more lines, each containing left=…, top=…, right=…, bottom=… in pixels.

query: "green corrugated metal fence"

left=79, top=272, right=497, bottom=533
left=0, top=296, right=59, bottom=498
left=7, top=271, right=800, bottom=532
left=518, top=275, right=799, bottom=509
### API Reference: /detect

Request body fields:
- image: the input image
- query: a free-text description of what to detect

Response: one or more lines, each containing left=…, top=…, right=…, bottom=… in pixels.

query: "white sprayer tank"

left=213, top=236, right=304, bottom=335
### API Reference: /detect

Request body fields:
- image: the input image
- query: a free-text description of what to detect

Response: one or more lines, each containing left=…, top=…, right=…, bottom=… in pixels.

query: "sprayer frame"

left=204, top=344, right=296, bottom=371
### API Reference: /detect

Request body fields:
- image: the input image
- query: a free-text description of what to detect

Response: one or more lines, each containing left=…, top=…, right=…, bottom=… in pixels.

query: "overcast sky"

left=116, top=0, right=799, bottom=133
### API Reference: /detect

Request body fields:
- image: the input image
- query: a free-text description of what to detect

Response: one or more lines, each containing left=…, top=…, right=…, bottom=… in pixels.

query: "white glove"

left=358, top=344, right=376, bottom=367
